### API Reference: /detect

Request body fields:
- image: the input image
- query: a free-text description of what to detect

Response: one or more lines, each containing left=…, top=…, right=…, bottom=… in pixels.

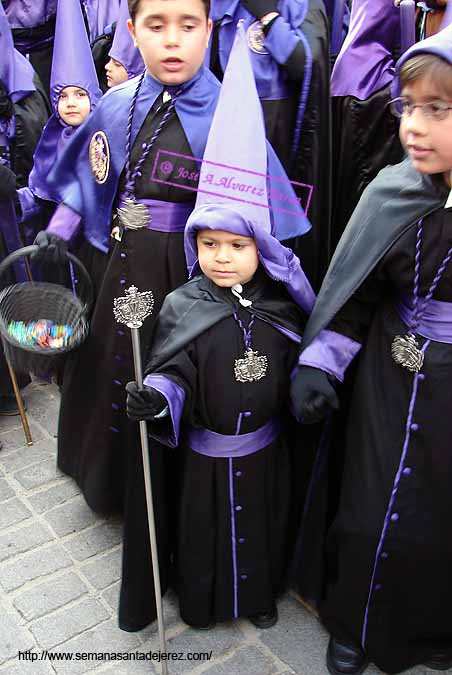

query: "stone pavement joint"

left=0, top=383, right=441, bottom=674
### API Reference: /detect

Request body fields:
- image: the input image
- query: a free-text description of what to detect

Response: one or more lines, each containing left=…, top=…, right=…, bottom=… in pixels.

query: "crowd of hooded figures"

left=2, top=0, right=452, bottom=673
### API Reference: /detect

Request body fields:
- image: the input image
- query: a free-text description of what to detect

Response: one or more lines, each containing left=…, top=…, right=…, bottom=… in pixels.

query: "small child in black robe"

left=126, top=202, right=314, bottom=628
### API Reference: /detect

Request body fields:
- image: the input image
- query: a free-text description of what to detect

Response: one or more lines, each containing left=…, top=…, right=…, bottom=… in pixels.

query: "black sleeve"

left=328, top=266, right=389, bottom=344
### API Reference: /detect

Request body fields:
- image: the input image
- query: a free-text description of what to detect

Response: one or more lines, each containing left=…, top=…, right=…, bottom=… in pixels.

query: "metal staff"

left=113, top=285, right=169, bottom=675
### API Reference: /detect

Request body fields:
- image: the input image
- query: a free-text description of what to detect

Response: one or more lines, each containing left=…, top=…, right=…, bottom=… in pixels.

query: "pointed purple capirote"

left=82, top=0, right=121, bottom=42
left=0, top=4, right=35, bottom=103
left=331, top=0, right=400, bottom=100
left=109, top=0, right=144, bottom=79
left=184, top=23, right=315, bottom=315
left=50, top=0, right=102, bottom=111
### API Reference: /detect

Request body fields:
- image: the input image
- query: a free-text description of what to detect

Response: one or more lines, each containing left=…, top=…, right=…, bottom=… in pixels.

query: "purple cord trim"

left=233, top=313, right=255, bottom=350
left=290, top=29, right=313, bottom=166
left=361, top=340, right=430, bottom=649
left=229, top=456, right=239, bottom=618
left=123, top=70, right=181, bottom=199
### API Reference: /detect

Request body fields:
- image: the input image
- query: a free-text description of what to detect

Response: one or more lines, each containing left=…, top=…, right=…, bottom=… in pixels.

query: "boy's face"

left=197, top=229, right=259, bottom=287
left=400, top=76, right=452, bottom=180
left=127, top=0, right=212, bottom=86
left=57, top=86, right=91, bottom=126
left=105, top=57, right=129, bottom=88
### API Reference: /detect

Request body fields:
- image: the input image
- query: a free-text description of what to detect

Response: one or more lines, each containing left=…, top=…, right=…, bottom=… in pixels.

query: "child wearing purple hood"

left=291, top=21, right=452, bottom=675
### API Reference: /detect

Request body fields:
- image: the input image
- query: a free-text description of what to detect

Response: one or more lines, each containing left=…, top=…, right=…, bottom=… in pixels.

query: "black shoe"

left=0, top=394, right=25, bottom=416
left=424, top=652, right=452, bottom=671
left=327, top=637, right=369, bottom=675
left=248, top=606, right=278, bottom=629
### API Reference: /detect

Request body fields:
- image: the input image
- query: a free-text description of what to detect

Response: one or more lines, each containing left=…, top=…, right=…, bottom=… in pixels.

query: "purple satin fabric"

left=331, top=0, right=399, bottom=100
left=47, top=204, right=82, bottom=241
left=143, top=374, right=186, bottom=448
left=82, top=0, right=120, bottom=42
left=0, top=5, right=36, bottom=103
left=395, top=295, right=452, bottom=344
left=186, top=417, right=280, bottom=458
left=299, top=328, right=361, bottom=382
left=108, top=0, right=143, bottom=78
left=117, top=198, right=193, bottom=234
left=400, top=1, right=416, bottom=54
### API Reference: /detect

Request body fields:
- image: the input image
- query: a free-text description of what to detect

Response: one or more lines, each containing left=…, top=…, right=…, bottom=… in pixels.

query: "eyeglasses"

left=388, top=96, right=452, bottom=121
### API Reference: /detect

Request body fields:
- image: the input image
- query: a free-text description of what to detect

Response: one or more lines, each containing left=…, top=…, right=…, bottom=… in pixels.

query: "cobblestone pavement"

left=0, top=381, right=447, bottom=675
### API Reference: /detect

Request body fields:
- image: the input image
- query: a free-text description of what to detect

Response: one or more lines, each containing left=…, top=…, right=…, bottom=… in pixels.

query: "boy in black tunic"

left=126, top=20, right=315, bottom=630
left=292, top=21, right=452, bottom=675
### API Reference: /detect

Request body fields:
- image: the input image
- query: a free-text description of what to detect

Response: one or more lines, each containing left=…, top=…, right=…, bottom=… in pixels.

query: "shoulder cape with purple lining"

left=145, top=273, right=306, bottom=373
left=301, top=158, right=447, bottom=350
left=45, top=67, right=221, bottom=253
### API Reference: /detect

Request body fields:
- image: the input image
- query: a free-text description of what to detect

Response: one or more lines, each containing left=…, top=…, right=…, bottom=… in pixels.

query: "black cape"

left=302, top=157, right=446, bottom=349
left=146, top=269, right=306, bottom=372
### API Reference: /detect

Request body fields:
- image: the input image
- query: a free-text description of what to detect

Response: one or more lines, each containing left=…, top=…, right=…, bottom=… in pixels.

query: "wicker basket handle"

left=0, top=245, right=94, bottom=314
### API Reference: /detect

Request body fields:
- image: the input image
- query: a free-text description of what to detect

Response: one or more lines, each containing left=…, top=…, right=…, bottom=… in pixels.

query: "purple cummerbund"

left=395, top=294, right=452, bottom=344
left=186, top=418, right=281, bottom=459
left=117, top=197, right=193, bottom=233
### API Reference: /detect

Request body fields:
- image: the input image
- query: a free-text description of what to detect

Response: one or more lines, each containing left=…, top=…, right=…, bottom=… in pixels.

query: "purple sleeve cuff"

left=299, top=329, right=361, bottom=382
left=47, top=204, right=82, bottom=242
left=263, top=16, right=300, bottom=65
left=16, top=187, right=41, bottom=222
left=143, top=374, right=185, bottom=448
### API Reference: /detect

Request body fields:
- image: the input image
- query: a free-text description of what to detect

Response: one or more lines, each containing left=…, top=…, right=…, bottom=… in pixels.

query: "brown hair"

left=128, top=0, right=211, bottom=23
left=400, top=54, right=452, bottom=99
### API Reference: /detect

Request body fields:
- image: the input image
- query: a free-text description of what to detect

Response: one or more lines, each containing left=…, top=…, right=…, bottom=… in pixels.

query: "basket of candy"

left=0, top=245, right=93, bottom=375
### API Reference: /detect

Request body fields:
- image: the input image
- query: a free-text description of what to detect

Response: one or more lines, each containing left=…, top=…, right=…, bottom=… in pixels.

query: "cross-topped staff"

left=113, top=285, right=169, bottom=675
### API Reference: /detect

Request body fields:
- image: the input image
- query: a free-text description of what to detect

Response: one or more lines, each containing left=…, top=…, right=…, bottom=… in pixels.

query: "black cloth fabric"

left=330, top=85, right=404, bottom=250
left=291, top=162, right=452, bottom=673
left=91, top=24, right=115, bottom=93
left=146, top=267, right=307, bottom=371
left=287, top=0, right=331, bottom=292
left=10, top=76, right=51, bottom=189
left=56, top=98, right=197, bottom=631
left=145, top=272, right=306, bottom=625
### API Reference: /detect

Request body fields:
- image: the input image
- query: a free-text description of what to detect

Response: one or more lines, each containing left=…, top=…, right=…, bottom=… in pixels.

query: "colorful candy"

left=7, top=319, right=74, bottom=349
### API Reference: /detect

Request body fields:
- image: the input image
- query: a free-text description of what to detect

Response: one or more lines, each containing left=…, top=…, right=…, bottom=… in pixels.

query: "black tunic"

left=146, top=274, right=303, bottom=625
left=319, top=206, right=452, bottom=673
left=56, top=96, right=198, bottom=631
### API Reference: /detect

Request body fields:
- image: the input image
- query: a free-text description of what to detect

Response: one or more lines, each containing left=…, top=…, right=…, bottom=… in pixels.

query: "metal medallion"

left=391, top=334, right=424, bottom=373
left=234, top=349, right=268, bottom=383
left=89, top=131, right=110, bottom=184
left=116, top=198, right=150, bottom=231
left=247, top=21, right=269, bottom=55
left=113, top=285, right=154, bottom=329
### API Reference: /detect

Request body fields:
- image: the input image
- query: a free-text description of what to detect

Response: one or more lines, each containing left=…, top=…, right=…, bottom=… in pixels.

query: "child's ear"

left=127, top=19, right=138, bottom=48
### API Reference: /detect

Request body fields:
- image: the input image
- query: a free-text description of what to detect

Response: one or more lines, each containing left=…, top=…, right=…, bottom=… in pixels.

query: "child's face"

left=127, top=0, right=212, bottom=86
left=197, top=229, right=259, bottom=287
left=57, top=87, right=91, bottom=126
left=400, top=76, right=452, bottom=181
left=105, top=57, right=129, bottom=88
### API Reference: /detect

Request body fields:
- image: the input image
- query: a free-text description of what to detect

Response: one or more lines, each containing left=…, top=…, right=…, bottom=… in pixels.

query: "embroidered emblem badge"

left=234, top=349, right=268, bottom=383
left=89, top=131, right=110, bottom=184
left=247, top=21, right=269, bottom=55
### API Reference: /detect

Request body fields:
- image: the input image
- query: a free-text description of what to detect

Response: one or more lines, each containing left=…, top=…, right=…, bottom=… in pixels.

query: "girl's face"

left=105, top=57, right=129, bottom=87
left=197, top=229, right=259, bottom=287
left=57, top=87, right=91, bottom=126
left=399, top=76, right=452, bottom=184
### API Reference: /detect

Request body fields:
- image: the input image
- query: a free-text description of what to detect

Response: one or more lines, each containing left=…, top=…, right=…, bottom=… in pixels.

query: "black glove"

left=240, top=0, right=278, bottom=20
left=31, top=231, right=68, bottom=265
left=291, top=366, right=339, bottom=424
left=0, top=163, right=16, bottom=200
left=126, top=381, right=168, bottom=421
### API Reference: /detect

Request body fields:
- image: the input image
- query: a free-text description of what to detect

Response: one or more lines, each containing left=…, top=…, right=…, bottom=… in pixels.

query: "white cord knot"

left=231, top=284, right=252, bottom=307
